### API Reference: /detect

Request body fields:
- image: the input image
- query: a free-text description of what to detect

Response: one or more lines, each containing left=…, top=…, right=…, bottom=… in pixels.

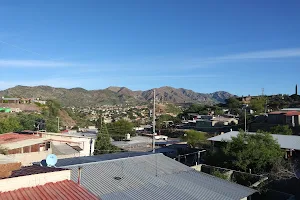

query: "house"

left=0, top=133, right=50, bottom=155
left=268, top=110, right=300, bottom=127
left=0, top=156, right=98, bottom=199
left=208, top=131, right=300, bottom=157
left=0, top=132, right=82, bottom=166
left=0, top=97, right=20, bottom=104
left=40, top=132, right=95, bottom=156
left=57, top=153, right=256, bottom=200
left=10, top=107, right=21, bottom=113
left=195, top=116, right=238, bottom=129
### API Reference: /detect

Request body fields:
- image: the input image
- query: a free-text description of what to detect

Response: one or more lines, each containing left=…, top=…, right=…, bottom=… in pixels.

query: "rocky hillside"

left=0, top=85, right=233, bottom=107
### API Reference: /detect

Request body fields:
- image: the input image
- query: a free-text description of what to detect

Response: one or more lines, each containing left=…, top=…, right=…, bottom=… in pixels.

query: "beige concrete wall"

left=42, top=133, right=95, bottom=156
left=0, top=170, right=71, bottom=192
left=6, top=150, right=79, bottom=166
left=191, top=165, right=202, bottom=172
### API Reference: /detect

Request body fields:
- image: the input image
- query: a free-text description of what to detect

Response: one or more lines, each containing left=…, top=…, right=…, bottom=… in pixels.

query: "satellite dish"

left=46, top=154, right=57, bottom=167
left=40, top=159, right=47, bottom=167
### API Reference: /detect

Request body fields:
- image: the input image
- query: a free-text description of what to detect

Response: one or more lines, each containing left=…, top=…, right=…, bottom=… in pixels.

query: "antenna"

left=152, top=89, right=156, bottom=153
left=261, top=88, right=264, bottom=96
left=46, top=154, right=57, bottom=167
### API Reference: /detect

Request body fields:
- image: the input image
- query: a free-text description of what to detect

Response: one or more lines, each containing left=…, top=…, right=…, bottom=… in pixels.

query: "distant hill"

left=0, top=85, right=234, bottom=107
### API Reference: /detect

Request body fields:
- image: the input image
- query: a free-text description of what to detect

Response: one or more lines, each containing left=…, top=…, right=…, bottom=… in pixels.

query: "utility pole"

left=244, top=108, right=247, bottom=132
left=243, top=104, right=248, bottom=132
left=152, top=89, right=156, bottom=153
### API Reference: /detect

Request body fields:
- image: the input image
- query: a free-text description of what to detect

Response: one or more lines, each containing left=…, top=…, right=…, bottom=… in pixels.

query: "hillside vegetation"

left=0, top=85, right=233, bottom=107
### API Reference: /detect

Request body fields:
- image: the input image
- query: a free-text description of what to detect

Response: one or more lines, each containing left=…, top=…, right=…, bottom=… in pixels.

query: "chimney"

left=77, top=167, right=82, bottom=185
left=0, top=155, right=21, bottom=178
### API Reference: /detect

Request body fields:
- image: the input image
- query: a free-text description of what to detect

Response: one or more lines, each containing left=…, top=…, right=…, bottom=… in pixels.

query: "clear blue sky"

left=1, top=0, right=300, bottom=95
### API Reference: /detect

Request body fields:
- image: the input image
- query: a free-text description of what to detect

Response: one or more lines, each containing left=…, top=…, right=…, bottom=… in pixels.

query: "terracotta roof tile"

left=284, top=111, right=300, bottom=116
left=0, top=180, right=99, bottom=200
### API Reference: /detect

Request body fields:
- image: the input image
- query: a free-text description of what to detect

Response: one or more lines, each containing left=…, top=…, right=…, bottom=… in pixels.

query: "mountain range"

left=0, top=85, right=234, bottom=107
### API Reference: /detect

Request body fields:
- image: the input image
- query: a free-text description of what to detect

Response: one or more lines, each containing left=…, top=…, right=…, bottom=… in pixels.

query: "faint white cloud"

left=0, top=59, right=88, bottom=68
left=213, top=48, right=300, bottom=61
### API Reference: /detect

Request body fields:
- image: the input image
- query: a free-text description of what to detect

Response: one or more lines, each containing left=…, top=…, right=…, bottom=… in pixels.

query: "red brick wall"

left=31, top=144, right=40, bottom=152
left=23, top=146, right=30, bottom=153
left=8, top=148, right=21, bottom=154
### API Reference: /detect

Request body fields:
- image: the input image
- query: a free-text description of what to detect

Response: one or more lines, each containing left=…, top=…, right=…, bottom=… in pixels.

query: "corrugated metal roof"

left=0, top=165, right=68, bottom=180
left=51, top=143, right=79, bottom=155
left=208, top=131, right=300, bottom=150
left=64, top=154, right=256, bottom=200
left=51, top=151, right=152, bottom=167
left=0, top=180, right=99, bottom=200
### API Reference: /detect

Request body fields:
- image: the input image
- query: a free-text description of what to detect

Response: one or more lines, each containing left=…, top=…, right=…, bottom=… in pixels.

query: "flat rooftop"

left=0, top=133, right=40, bottom=145
left=1, top=138, right=47, bottom=149
left=0, top=165, right=68, bottom=180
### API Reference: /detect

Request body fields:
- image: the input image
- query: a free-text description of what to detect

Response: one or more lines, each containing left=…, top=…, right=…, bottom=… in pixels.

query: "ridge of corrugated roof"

left=63, top=153, right=256, bottom=200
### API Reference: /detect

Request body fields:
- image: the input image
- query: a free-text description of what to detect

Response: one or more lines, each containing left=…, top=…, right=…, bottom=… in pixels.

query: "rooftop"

left=38, top=151, right=152, bottom=167
left=1, top=97, right=20, bottom=101
left=208, top=131, right=300, bottom=150
left=0, top=133, right=40, bottom=145
left=0, top=180, right=99, bottom=200
left=63, top=153, right=256, bottom=200
left=1, top=138, right=47, bottom=149
left=0, top=165, right=68, bottom=180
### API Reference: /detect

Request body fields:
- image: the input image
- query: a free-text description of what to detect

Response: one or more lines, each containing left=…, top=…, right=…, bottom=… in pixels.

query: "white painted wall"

left=6, top=150, right=80, bottom=166
left=41, top=132, right=95, bottom=156
left=0, top=170, right=71, bottom=192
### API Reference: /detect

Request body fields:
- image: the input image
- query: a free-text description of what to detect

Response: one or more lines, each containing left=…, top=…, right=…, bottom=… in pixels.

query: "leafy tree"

left=156, top=114, right=180, bottom=130
left=185, top=104, right=206, bottom=114
left=213, top=130, right=284, bottom=173
left=165, top=103, right=181, bottom=114
left=250, top=97, right=267, bottom=114
left=94, top=120, right=119, bottom=155
left=214, top=107, right=224, bottom=115
left=212, top=170, right=229, bottom=180
left=225, top=97, right=241, bottom=114
left=270, top=125, right=292, bottom=135
left=0, top=117, right=22, bottom=134
left=181, top=130, right=208, bottom=148
left=46, top=100, right=61, bottom=117
left=107, top=119, right=134, bottom=140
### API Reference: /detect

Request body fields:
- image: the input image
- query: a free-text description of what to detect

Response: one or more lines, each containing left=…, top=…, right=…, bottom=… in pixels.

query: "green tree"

left=94, top=120, right=119, bottom=155
left=217, top=130, right=284, bottom=173
left=0, top=117, right=22, bottom=134
left=270, top=125, right=292, bottom=135
left=107, top=119, right=134, bottom=140
left=225, top=97, right=241, bottom=114
left=211, top=170, right=229, bottom=180
left=156, top=114, right=177, bottom=130
left=181, top=130, right=208, bottom=148
left=46, top=100, right=61, bottom=117
left=250, top=97, right=266, bottom=114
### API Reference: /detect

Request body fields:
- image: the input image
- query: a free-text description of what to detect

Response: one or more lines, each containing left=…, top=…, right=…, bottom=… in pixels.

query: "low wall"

left=0, top=170, right=70, bottom=192
left=7, top=150, right=79, bottom=166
